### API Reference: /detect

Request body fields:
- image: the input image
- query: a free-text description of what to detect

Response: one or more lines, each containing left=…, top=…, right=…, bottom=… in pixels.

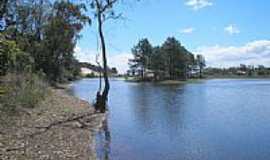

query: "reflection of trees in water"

left=96, top=117, right=111, bottom=160
left=129, top=83, right=195, bottom=138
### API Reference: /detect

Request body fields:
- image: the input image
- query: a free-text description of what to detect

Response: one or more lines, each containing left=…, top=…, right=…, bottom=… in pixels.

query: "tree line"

left=0, top=0, right=90, bottom=83
left=1, top=0, right=126, bottom=112
left=129, top=37, right=206, bottom=81
left=205, top=64, right=270, bottom=78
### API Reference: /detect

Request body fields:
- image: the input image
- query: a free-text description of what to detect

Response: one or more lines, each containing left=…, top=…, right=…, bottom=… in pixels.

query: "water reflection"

left=96, top=116, right=111, bottom=160
left=129, top=83, right=186, bottom=136
left=71, top=79, right=270, bottom=160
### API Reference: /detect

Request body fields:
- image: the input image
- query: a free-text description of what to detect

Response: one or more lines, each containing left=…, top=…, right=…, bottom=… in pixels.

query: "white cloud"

left=108, top=53, right=133, bottom=74
left=180, top=27, right=195, bottom=34
left=74, top=47, right=97, bottom=64
left=185, top=0, right=213, bottom=10
left=74, top=46, right=132, bottom=74
left=224, top=24, right=240, bottom=35
left=194, top=40, right=270, bottom=67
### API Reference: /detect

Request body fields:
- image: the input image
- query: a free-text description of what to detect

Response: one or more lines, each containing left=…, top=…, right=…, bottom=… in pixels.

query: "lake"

left=69, top=78, right=270, bottom=160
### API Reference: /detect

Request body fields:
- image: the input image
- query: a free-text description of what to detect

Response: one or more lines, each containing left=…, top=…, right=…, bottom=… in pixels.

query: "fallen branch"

left=5, top=146, right=25, bottom=152
left=25, top=112, right=103, bottom=138
left=35, top=112, right=97, bottom=130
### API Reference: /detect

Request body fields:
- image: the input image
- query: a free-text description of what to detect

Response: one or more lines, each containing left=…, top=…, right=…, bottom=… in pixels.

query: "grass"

left=0, top=72, right=49, bottom=111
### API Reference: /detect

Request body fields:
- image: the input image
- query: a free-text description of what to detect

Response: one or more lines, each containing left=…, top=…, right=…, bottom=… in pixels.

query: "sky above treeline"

left=75, top=0, right=270, bottom=73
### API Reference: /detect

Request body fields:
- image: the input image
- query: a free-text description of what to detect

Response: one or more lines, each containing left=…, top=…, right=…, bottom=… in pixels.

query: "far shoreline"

left=123, top=76, right=270, bottom=84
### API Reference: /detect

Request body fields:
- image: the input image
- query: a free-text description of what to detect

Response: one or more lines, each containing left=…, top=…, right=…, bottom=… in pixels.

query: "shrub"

left=0, top=72, right=48, bottom=111
left=0, top=34, right=34, bottom=76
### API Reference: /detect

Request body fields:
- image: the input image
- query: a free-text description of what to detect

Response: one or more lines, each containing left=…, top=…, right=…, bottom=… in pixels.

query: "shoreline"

left=0, top=86, right=105, bottom=160
left=125, top=78, right=204, bottom=84
left=125, top=76, right=270, bottom=84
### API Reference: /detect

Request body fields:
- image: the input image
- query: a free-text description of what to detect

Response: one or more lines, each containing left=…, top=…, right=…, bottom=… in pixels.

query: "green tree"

left=41, top=1, right=89, bottom=82
left=161, top=37, right=191, bottom=79
left=196, top=54, right=206, bottom=78
left=129, top=38, right=153, bottom=79
left=147, top=46, right=168, bottom=80
left=0, top=33, right=33, bottom=75
left=129, top=37, right=196, bottom=80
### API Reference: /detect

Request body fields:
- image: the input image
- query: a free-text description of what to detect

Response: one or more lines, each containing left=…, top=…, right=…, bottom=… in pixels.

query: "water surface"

left=70, top=79, right=270, bottom=160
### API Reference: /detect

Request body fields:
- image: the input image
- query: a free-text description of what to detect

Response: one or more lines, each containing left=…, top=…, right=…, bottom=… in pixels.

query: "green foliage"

left=0, top=34, right=33, bottom=75
left=129, top=37, right=196, bottom=80
left=0, top=72, right=48, bottom=111
left=111, top=67, right=118, bottom=74
left=161, top=37, right=194, bottom=79
left=129, top=38, right=153, bottom=79
left=0, top=0, right=90, bottom=112
left=1, top=0, right=89, bottom=83
left=196, top=54, right=206, bottom=78
left=39, top=1, right=89, bottom=82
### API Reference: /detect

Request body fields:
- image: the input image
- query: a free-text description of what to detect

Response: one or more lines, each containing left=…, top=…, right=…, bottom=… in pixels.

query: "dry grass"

left=0, top=86, right=105, bottom=160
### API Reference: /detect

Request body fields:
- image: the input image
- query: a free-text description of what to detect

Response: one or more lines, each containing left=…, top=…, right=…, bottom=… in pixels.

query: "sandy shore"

left=0, top=87, right=105, bottom=160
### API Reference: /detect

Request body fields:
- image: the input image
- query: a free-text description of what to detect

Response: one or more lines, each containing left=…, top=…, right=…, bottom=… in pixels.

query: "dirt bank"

left=0, top=88, right=105, bottom=160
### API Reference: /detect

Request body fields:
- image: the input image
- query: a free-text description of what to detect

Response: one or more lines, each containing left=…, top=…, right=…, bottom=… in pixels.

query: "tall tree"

left=42, top=1, right=89, bottom=82
left=87, top=0, right=122, bottom=112
left=196, top=54, right=206, bottom=78
left=161, top=37, right=190, bottom=79
left=129, top=37, right=195, bottom=80
left=129, top=38, right=153, bottom=79
left=1, top=0, right=89, bottom=82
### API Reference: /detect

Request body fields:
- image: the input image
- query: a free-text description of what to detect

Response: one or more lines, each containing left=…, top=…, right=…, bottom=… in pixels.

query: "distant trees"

left=111, top=67, right=118, bottom=74
left=129, top=37, right=196, bottom=80
left=204, top=64, right=270, bottom=78
left=196, top=54, right=206, bottom=78
left=130, top=38, right=153, bottom=79
left=161, top=37, right=195, bottom=80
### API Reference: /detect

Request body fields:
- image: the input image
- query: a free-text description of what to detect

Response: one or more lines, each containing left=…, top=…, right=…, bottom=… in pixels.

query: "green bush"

left=0, top=72, right=48, bottom=111
left=0, top=34, right=34, bottom=76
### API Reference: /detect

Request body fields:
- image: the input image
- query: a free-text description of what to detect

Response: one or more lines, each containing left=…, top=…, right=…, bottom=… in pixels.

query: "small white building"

left=188, top=65, right=200, bottom=77
left=127, top=68, right=155, bottom=78
left=236, top=70, right=247, bottom=75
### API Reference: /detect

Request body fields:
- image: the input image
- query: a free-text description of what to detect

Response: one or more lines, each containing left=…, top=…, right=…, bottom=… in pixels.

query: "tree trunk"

left=199, top=66, right=202, bottom=78
left=95, top=8, right=110, bottom=113
left=141, top=67, right=144, bottom=80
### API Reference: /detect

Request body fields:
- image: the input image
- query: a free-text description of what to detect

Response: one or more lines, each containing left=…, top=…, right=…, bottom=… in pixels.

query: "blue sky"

left=75, top=0, right=270, bottom=73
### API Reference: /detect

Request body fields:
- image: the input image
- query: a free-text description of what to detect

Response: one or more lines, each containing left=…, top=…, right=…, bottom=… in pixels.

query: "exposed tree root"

left=25, top=112, right=102, bottom=138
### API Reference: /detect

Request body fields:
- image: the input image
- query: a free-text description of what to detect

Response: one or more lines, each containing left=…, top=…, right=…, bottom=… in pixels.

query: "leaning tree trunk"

left=95, top=8, right=110, bottom=113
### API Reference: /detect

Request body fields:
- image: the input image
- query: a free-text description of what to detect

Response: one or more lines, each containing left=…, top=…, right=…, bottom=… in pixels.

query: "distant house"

left=236, top=70, right=247, bottom=75
left=144, top=69, right=155, bottom=78
left=127, top=68, right=155, bottom=78
left=188, top=65, right=200, bottom=78
left=127, top=68, right=142, bottom=77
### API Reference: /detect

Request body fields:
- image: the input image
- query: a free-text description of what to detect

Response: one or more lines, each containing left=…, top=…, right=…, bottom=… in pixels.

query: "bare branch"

left=101, top=0, right=118, bottom=13
left=103, top=12, right=123, bottom=22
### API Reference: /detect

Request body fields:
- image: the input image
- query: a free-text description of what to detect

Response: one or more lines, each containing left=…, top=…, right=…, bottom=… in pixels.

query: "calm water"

left=70, top=78, right=270, bottom=160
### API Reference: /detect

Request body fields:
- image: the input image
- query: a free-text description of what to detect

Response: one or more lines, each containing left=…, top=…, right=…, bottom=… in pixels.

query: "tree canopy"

left=129, top=37, right=198, bottom=80
left=0, top=0, right=90, bottom=83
